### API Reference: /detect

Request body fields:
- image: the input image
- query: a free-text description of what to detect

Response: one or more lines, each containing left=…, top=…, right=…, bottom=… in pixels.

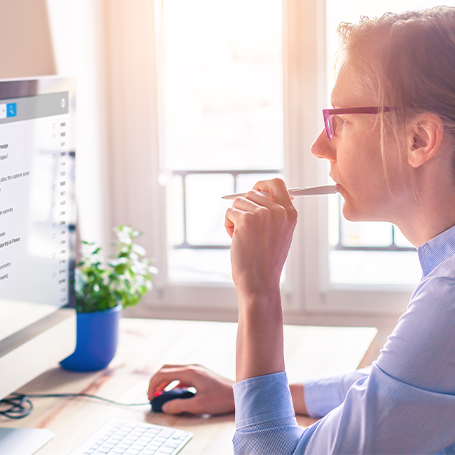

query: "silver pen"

left=222, top=184, right=338, bottom=200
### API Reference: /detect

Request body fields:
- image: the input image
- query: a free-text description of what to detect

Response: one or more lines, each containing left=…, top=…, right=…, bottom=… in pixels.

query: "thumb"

left=162, top=397, right=200, bottom=415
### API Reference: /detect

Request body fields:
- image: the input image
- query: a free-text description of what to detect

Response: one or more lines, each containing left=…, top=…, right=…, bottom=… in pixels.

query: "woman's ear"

left=406, top=113, right=444, bottom=168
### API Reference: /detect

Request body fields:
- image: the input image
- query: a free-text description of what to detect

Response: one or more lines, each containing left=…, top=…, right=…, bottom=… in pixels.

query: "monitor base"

left=0, top=427, right=54, bottom=455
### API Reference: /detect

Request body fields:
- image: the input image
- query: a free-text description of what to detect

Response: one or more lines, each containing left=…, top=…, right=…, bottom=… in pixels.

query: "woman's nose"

left=311, top=129, right=336, bottom=162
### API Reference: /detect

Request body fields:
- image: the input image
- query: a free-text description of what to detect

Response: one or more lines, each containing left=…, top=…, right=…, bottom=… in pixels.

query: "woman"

left=149, top=7, right=455, bottom=453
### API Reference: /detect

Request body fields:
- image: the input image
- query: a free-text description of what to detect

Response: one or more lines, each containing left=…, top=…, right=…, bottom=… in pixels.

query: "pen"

left=222, top=184, right=338, bottom=200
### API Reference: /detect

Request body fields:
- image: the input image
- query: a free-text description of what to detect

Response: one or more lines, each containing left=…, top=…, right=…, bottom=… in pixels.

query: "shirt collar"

left=418, top=224, right=455, bottom=277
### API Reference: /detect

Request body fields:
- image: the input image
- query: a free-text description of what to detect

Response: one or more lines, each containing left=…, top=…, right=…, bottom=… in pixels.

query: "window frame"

left=105, top=0, right=413, bottom=319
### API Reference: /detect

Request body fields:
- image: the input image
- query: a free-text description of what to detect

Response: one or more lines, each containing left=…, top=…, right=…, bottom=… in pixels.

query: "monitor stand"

left=0, top=428, right=54, bottom=455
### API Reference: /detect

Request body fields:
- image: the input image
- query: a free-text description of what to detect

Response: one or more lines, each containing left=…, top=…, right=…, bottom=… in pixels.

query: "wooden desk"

left=2, top=318, right=377, bottom=454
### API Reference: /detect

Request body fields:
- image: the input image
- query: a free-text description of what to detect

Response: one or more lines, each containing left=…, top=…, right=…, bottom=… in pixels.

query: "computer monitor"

left=0, top=76, right=77, bottom=452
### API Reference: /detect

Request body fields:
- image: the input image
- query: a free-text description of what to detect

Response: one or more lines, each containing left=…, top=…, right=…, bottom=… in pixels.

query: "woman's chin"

left=341, top=203, right=373, bottom=222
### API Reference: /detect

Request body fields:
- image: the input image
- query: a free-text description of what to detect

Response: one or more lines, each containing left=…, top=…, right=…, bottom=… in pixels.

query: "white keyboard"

left=68, top=418, right=193, bottom=455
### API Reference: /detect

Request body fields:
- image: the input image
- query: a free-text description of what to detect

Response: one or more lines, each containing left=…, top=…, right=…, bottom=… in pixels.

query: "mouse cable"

left=0, top=393, right=150, bottom=420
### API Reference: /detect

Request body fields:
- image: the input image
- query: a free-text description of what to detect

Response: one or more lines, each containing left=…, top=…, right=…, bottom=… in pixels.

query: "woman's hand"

left=147, top=364, right=235, bottom=415
left=147, top=364, right=308, bottom=416
left=225, top=178, right=298, bottom=381
left=225, top=178, right=298, bottom=301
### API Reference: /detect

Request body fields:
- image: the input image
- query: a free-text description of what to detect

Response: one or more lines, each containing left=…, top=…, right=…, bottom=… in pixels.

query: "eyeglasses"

left=323, top=106, right=391, bottom=140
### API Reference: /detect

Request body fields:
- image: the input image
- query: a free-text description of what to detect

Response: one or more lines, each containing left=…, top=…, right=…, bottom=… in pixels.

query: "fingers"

left=224, top=212, right=235, bottom=238
left=162, top=396, right=203, bottom=415
left=225, top=205, right=250, bottom=238
left=225, top=190, right=295, bottom=234
left=224, top=195, right=270, bottom=238
left=252, top=178, right=293, bottom=208
left=147, top=365, right=198, bottom=401
left=224, top=179, right=295, bottom=227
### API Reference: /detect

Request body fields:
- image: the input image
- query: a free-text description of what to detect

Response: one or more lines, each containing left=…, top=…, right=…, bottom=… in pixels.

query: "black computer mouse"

left=150, top=388, right=196, bottom=413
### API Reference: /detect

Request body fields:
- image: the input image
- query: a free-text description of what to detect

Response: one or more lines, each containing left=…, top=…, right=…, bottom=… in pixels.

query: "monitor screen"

left=0, top=77, right=76, bottom=342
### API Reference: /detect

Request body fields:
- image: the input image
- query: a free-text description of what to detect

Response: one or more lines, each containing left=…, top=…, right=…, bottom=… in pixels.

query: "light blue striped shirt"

left=233, top=224, right=455, bottom=454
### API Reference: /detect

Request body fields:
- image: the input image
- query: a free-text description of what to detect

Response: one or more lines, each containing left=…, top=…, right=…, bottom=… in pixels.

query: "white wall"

left=0, top=0, right=56, bottom=78
left=46, top=0, right=111, bottom=251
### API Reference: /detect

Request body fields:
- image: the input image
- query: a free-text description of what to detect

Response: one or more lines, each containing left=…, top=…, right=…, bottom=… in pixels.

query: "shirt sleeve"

left=232, top=372, right=309, bottom=455
left=233, top=276, right=455, bottom=454
left=304, top=367, right=371, bottom=418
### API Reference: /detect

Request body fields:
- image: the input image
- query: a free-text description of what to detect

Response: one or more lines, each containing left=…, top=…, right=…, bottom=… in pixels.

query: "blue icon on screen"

left=7, top=103, right=16, bottom=117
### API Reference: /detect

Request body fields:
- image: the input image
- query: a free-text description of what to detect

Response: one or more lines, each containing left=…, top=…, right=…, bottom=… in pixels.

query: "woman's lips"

left=329, top=173, right=343, bottom=193
left=334, top=183, right=345, bottom=199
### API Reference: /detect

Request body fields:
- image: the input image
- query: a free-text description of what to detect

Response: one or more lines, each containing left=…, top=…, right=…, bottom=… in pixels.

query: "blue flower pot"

left=60, top=305, right=122, bottom=372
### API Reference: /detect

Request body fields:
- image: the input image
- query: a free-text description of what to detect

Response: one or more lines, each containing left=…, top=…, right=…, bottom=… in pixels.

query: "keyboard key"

left=159, top=429, right=174, bottom=438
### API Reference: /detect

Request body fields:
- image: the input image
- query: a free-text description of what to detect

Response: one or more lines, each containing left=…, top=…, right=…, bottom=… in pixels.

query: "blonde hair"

left=336, top=7, right=455, bottom=187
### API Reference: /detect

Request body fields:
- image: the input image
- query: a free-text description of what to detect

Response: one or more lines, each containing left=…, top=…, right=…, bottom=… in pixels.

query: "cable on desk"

left=0, top=393, right=150, bottom=420
left=0, top=394, right=33, bottom=419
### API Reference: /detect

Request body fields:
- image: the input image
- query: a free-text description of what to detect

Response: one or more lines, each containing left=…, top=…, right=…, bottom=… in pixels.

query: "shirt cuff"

left=233, top=371, right=295, bottom=428
left=304, top=368, right=371, bottom=418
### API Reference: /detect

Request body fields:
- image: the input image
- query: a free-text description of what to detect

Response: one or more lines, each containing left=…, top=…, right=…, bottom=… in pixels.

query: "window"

left=161, top=0, right=283, bottom=283
left=106, top=0, right=448, bottom=316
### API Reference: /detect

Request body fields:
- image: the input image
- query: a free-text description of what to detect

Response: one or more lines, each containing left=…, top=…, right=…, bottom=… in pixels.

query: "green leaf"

left=76, top=225, right=157, bottom=312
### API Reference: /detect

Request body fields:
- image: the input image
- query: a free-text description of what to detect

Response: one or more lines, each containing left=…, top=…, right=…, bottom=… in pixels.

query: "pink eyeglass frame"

left=323, top=106, right=391, bottom=140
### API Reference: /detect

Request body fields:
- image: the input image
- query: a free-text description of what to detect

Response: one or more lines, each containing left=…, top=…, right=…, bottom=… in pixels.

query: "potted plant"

left=60, top=225, right=157, bottom=372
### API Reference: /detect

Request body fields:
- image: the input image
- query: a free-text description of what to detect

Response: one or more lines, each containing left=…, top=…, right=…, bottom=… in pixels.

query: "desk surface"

left=2, top=318, right=377, bottom=455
